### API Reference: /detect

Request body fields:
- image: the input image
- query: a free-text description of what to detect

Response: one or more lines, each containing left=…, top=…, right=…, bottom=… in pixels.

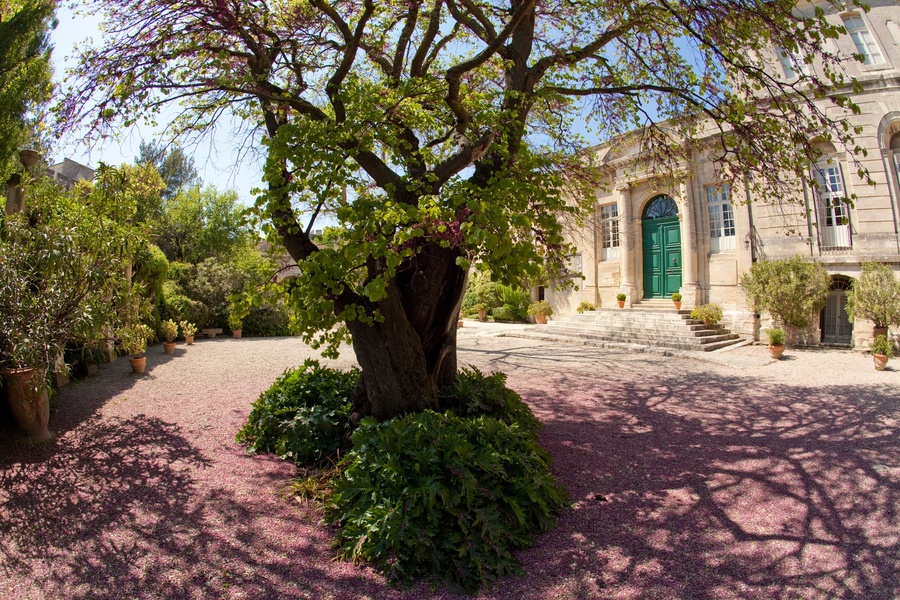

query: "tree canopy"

left=60, top=0, right=869, bottom=419
left=136, top=141, right=200, bottom=201
left=0, top=0, right=55, bottom=179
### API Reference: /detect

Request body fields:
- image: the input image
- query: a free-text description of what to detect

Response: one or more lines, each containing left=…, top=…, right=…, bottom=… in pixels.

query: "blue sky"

left=50, top=4, right=264, bottom=205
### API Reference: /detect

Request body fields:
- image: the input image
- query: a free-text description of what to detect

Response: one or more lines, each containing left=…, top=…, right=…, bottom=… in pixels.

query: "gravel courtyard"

left=2, top=324, right=898, bottom=599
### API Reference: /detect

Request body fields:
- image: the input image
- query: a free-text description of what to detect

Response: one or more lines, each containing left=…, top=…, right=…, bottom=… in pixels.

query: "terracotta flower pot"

left=185, top=335, right=194, bottom=346
left=129, top=355, right=147, bottom=374
left=768, top=344, right=785, bottom=359
left=163, top=341, right=176, bottom=354
left=874, top=353, right=889, bottom=371
left=534, top=313, right=548, bottom=324
left=478, top=310, right=488, bottom=322
left=232, top=329, right=242, bottom=339
left=457, top=320, right=464, bottom=328
left=617, top=301, right=625, bottom=308
left=673, top=301, right=682, bottom=310
left=1, top=366, right=53, bottom=443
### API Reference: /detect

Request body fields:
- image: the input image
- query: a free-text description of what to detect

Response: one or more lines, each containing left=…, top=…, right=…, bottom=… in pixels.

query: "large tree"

left=60, top=0, right=866, bottom=420
left=0, top=0, right=55, bottom=179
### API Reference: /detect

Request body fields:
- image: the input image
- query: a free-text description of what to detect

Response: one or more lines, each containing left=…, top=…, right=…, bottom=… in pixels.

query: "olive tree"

left=59, top=0, right=868, bottom=420
left=845, top=262, right=900, bottom=330
left=740, top=255, right=831, bottom=345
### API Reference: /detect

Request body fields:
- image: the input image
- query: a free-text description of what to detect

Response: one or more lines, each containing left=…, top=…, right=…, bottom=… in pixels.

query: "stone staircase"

left=514, top=300, right=744, bottom=352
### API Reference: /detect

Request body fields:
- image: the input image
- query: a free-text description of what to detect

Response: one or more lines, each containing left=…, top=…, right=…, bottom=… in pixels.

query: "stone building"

left=548, top=0, right=900, bottom=348
left=46, top=158, right=95, bottom=189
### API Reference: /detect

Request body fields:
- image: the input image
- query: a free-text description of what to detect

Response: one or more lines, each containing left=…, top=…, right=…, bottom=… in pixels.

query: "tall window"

left=842, top=16, right=884, bottom=65
left=813, top=160, right=852, bottom=250
left=600, top=203, right=620, bottom=260
left=707, top=184, right=736, bottom=252
left=777, top=46, right=810, bottom=79
left=891, top=132, right=900, bottom=185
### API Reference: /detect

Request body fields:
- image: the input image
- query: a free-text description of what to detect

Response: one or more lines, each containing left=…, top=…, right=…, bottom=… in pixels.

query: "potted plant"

left=473, top=303, right=490, bottom=322
left=690, top=303, right=723, bottom=327
left=119, top=323, right=152, bottom=374
left=845, top=262, right=900, bottom=339
left=671, top=292, right=683, bottom=311
left=576, top=301, right=596, bottom=313
left=767, top=327, right=786, bottom=359
left=228, top=312, right=244, bottom=338
left=160, top=319, right=179, bottom=353
left=527, top=300, right=553, bottom=324
left=870, top=334, right=893, bottom=371
left=616, top=293, right=627, bottom=308
left=180, top=321, right=198, bottom=345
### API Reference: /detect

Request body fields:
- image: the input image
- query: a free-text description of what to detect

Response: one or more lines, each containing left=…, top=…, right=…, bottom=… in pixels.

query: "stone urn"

left=1, top=366, right=53, bottom=443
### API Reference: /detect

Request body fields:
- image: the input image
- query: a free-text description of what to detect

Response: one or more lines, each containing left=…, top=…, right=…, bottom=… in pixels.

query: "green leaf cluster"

left=236, top=360, right=360, bottom=466
left=845, top=262, right=900, bottom=329
left=740, top=256, right=830, bottom=328
left=690, top=303, right=724, bottom=325
left=325, top=408, right=567, bottom=593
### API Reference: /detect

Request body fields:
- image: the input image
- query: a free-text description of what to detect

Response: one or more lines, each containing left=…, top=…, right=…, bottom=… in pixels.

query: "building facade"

left=549, top=0, right=900, bottom=348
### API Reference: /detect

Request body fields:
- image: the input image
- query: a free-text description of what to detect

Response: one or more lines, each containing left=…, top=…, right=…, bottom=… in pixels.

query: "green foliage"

left=179, top=320, right=197, bottom=338
left=439, top=367, right=542, bottom=436
left=228, top=311, right=244, bottom=331
left=236, top=360, right=360, bottom=466
left=870, top=334, right=894, bottom=358
left=0, top=1, right=55, bottom=180
left=499, top=286, right=530, bottom=321
left=527, top=300, right=553, bottom=317
left=152, top=185, right=250, bottom=264
left=740, top=256, right=830, bottom=328
left=576, top=301, right=596, bottom=313
left=136, top=141, right=200, bottom=201
left=690, top=303, right=723, bottom=325
left=671, top=293, right=682, bottom=302
left=491, top=306, right=522, bottom=322
left=159, top=319, right=178, bottom=342
left=181, top=257, right=247, bottom=329
left=767, top=327, right=786, bottom=346
left=845, top=262, right=900, bottom=329
left=242, top=305, right=291, bottom=337
left=462, top=273, right=505, bottom=313
left=0, top=172, right=146, bottom=373
left=325, top=410, right=568, bottom=593
left=118, top=323, right=152, bottom=356
left=133, top=243, right=169, bottom=300
left=616, top=293, right=627, bottom=302
left=159, top=282, right=209, bottom=330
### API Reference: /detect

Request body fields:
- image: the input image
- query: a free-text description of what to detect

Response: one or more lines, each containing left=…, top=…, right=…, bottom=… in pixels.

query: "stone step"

left=545, top=325, right=739, bottom=346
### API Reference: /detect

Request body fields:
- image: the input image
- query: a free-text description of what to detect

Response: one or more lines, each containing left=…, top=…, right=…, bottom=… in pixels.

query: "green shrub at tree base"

left=236, top=360, right=359, bottom=465
left=439, top=367, right=542, bottom=436
left=325, top=410, right=568, bottom=594
left=159, top=283, right=209, bottom=330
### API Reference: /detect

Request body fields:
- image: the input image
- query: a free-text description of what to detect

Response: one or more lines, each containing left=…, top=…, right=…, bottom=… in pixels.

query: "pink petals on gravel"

left=2, top=335, right=899, bottom=599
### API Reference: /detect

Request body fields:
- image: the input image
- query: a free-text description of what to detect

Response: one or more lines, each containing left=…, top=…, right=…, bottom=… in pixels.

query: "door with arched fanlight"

left=641, top=195, right=682, bottom=299
left=821, top=276, right=853, bottom=345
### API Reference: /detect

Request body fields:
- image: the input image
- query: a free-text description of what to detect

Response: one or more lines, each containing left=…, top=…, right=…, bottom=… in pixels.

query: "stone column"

left=678, top=179, right=701, bottom=305
left=616, top=184, right=635, bottom=303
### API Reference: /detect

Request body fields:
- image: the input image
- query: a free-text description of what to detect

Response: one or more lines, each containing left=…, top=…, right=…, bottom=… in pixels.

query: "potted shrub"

left=228, top=312, right=244, bottom=338
left=616, top=293, right=627, bottom=308
left=740, top=256, right=830, bottom=348
left=870, top=334, right=893, bottom=371
left=527, top=300, right=553, bottom=324
left=160, top=319, right=179, bottom=353
left=767, top=327, right=786, bottom=359
left=845, top=262, right=900, bottom=339
left=0, top=172, right=145, bottom=442
left=671, top=292, right=683, bottom=310
left=690, top=303, right=723, bottom=327
left=473, top=303, right=490, bottom=322
left=119, top=323, right=152, bottom=374
left=576, top=301, right=596, bottom=314
left=180, top=321, right=198, bottom=345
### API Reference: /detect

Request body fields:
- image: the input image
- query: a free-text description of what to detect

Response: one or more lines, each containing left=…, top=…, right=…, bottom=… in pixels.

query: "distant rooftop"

left=47, top=158, right=95, bottom=189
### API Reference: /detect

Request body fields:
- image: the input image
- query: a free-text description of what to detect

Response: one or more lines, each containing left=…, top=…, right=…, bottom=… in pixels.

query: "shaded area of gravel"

left=2, top=331, right=898, bottom=599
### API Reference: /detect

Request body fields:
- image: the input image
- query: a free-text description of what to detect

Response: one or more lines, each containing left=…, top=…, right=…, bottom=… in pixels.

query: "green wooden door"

left=642, top=216, right=682, bottom=298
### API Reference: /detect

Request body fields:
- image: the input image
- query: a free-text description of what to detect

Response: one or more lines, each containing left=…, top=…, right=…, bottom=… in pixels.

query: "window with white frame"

left=599, top=203, right=620, bottom=260
left=842, top=15, right=884, bottom=65
left=707, top=184, right=736, bottom=252
left=813, top=160, right=852, bottom=249
left=777, top=46, right=810, bottom=79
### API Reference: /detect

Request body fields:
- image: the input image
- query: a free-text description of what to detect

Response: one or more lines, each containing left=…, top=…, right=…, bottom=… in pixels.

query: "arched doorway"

left=641, top=195, right=682, bottom=299
left=821, top=276, right=853, bottom=345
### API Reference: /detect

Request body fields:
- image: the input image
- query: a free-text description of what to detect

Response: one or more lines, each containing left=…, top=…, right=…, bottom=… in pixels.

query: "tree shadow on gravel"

left=495, top=367, right=900, bottom=600
left=0, top=415, right=402, bottom=599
